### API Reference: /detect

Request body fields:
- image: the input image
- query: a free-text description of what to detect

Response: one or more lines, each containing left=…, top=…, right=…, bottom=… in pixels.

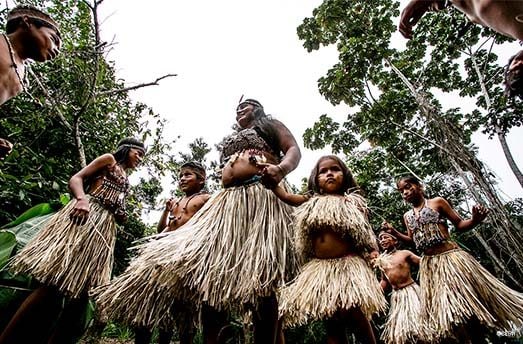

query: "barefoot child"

left=272, top=155, right=386, bottom=344
left=134, top=161, right=210, bottom=344
left=0, top=138, right=145, bottom=344
left=377, top=227, right=428, bottom=344
left=386, top=175, right=523, bottom=343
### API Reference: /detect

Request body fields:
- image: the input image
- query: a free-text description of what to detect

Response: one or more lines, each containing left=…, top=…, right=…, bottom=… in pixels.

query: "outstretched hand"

left=471, top=204, right=488, bottom=224
left=70, top=198, right=90, bottom=226
left=399, top=0, right=447, bottom=38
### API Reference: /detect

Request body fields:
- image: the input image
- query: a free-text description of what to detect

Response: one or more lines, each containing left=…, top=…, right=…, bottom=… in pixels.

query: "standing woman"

left=0, top=138, right=145, bottom=344
left=95, top=99, right=301, bottom=344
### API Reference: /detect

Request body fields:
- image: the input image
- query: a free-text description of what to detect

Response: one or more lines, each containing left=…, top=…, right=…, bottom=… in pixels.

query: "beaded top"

left=404, top=205, right=447, bottom=251
left=220, top=128, right=275, bottom=161
left=89, top=165, right=129, bottom=218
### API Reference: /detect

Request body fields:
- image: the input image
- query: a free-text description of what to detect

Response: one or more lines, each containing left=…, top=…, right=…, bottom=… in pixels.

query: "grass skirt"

left=293, top=194, right=376, bottom=261
left=382, top=282, right=429, bottom=344
left=420, top=248, right=523, bottom=339
left=279, top=255, right=386, bottom=327
left=94, top=182, right=296, bottom=328
left=8, top=197, right=116, bottom=298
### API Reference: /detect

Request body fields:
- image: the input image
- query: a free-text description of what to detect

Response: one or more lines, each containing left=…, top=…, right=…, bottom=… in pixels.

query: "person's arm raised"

left=435, top=197, right=488, bottom=233
left=382, top=221, right=414, bottom=245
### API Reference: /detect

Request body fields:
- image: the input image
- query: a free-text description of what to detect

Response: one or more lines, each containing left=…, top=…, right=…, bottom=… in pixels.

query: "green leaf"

left=0, top=231, right=16, bottom=269
left=2, top=203, right=54, bottom=229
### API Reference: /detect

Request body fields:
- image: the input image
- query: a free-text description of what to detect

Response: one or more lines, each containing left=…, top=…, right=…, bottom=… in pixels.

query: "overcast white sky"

left=93, top=0, right=521, bottom=212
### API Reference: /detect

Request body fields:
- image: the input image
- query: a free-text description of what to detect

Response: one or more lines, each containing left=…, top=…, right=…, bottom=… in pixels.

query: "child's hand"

left=369, top=250, right=379, bottom=267
left=165, top=198, right=175, bottom=211
left=70, top=198, right=90, bottom=226
left=258, top=163, right=285, bottom=189
left=472, top=204, right=488, bottom=224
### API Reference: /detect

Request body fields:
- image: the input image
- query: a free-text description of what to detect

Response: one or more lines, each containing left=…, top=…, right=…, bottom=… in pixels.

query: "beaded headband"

left=120, top=144, right=146, bottom=153
left=237, top=95, right=263, bottom=109
left=7, top=5, right=60, bottom=34
left=378, top=231, right=398, bottom=240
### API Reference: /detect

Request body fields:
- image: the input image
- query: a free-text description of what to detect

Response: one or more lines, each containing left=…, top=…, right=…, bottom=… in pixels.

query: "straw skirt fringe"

left=420, top=248, right=523, bottom=339
left=93, top=259, right=196, bottom=329
left=94, top=182, right=296, bottom=327
left=382, top=283, right=429, bottom=344
left=9, top=197, right=116, bottom=298
left=279, top=256, right=386, bottom=327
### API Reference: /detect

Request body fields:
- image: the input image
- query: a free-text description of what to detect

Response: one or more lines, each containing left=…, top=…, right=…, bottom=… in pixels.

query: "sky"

left=93, top=0, right=522, bottom=216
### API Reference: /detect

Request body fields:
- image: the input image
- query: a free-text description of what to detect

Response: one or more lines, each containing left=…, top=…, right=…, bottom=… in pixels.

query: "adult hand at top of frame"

left=399, top=0, right=448, bottom=38
left=0, top=138, right=13, bottom=159
left=70, top=198, right=90, bottom=226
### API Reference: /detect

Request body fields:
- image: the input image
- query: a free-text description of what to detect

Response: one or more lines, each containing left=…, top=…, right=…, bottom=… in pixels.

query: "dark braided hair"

left=112, top=138, right=145, bottom=165
left=236, top=99, right=282, bottom=158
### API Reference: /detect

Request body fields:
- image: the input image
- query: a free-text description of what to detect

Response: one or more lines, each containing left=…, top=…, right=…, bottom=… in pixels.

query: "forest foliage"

left=0, top=0, right=522, bottom=343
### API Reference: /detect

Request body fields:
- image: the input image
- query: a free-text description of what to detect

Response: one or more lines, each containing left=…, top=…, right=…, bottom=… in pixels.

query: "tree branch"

left=27, top=68, right=72, bottom=131
left=97, top=74, right=177, bottom=97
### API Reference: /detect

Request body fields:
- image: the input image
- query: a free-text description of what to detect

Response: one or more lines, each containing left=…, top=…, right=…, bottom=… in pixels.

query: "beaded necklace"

left=2, top=34, right=26, bottom=92
left=168, top=191, right=205, bottom=223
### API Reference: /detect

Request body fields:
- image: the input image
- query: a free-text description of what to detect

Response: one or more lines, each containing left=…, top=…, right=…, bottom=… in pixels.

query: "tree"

left=0, top=0, right=176, bottom=224
left=297, top=0, right=523, bottom=284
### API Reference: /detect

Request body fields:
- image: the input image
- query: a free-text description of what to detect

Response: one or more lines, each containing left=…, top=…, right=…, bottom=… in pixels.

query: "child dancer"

left=386, top=175, right=523, bottom=343
left=0, top=138, right=145, bottom=344
left=134, top=161, right=210, bottom=344
left=272, top=155, right=386, bottom=344
left=377, top=226, right=429, bottom=344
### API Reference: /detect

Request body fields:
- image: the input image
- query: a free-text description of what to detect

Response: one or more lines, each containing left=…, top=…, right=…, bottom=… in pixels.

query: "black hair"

left=504, top=51, right=523, bottom=99
left=377, top=229, right=398, bottom=241
left=112, top=137, right=145, bottom=164
left=180, top=161, right=206, bottom=180
left=307, top=155, right=358, bottom=195
left=6, top=17, right=60, bottom=35
left=396, top=174, right=422, bottom=188
left=237, top=99, right=282, bottom=158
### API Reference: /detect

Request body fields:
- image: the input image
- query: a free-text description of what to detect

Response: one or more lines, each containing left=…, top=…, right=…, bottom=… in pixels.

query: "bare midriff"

left=383, top=259, right=416, bottom=290
left=311, top=229, right=356, bottom=259
left=221, top=150, right=278, bottom=188
left=423, top=240, right=458, bottom=256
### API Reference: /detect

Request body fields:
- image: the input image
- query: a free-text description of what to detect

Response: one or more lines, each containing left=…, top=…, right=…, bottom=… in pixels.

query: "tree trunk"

left=469, top=51, right=523, bottom=188
left=497, top=130, right=523, bottom=188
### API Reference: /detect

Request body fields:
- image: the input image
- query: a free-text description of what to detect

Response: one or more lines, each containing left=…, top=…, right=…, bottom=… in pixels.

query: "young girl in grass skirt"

left=272, top=155, right=386, bottom=344
left=386, top=175, right=523, bottom=343
left=0, top=138, right=145, bottom=344
left=94, top=99, right=301, bottom=344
